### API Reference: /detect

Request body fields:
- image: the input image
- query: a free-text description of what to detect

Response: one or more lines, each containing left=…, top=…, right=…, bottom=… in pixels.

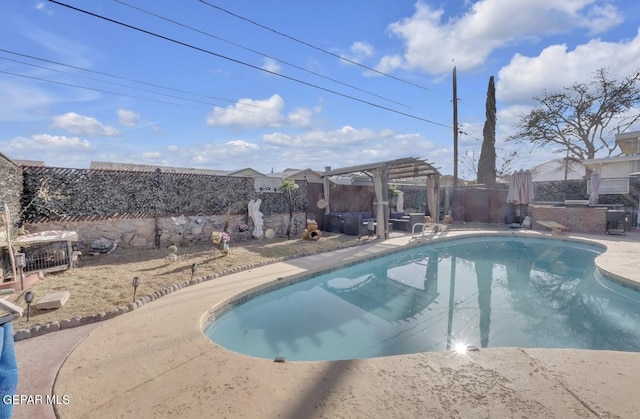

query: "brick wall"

left=530, top=205, right=607, bottom=234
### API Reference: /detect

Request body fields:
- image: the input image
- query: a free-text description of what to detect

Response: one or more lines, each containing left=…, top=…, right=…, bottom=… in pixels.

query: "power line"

left=1, top=51, right=295, bottom=118
left=197, top=0, right=434, bottom=92
left=113, top=0, right=409, bottom=108
left=47, top=0, right=451, bottom=129
left=1, top=48, right=286, bottom=116
left=0, top=48, right=237, bottom=105
left=0, top=70, right=203, bottom=108
left=0, top=55, right=225, bottom=107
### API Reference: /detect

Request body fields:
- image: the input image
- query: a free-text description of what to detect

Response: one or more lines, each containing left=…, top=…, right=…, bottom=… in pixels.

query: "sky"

left=1, top=0, right=639, bottom=178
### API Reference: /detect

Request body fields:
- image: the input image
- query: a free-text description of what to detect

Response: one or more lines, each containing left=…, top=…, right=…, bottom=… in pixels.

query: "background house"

left=581, top=131, right=640, bottom=195
left=530, top=158, right=585, bottom=182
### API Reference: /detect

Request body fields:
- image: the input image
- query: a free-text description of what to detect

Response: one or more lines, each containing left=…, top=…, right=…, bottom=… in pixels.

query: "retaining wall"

left=530, top=204, right=607, bottom=234
left=24, top=211, right=309, bottom=249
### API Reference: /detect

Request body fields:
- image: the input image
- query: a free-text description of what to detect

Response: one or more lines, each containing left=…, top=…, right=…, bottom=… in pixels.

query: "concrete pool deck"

left=14, top=229, right=640, bottom=418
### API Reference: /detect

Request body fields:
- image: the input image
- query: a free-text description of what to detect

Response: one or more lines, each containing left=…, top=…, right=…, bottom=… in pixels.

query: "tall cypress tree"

left=478, top=76, right=497, bottom=185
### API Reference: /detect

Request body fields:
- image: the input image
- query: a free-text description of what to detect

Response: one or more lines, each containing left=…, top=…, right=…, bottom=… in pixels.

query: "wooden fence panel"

left=306, top=182, right=326, bottom=229
left=326, top=184, right=375, bottom=213
left=452, top=186, right=508, bottom=224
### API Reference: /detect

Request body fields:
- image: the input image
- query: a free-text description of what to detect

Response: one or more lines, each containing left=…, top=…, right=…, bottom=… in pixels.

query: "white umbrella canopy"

left=589, top=169, right=601, bottom=206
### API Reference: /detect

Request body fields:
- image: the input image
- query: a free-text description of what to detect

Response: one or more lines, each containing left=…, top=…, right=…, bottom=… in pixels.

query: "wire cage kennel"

left=1, top=231, right=78, bottom=282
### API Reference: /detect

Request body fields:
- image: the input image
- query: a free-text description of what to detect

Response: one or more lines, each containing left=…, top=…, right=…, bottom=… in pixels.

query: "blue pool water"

left=205, top=236, right=640, bottom=361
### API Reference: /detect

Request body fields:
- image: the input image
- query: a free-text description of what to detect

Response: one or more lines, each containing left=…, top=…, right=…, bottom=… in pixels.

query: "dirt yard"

left=8, top=233, right=367, bottom=330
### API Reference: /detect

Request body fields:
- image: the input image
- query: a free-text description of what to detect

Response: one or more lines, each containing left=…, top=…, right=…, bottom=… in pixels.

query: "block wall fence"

left=17, top=166, right=309, bottom=248
left=4, top=163, right=638, bottom=247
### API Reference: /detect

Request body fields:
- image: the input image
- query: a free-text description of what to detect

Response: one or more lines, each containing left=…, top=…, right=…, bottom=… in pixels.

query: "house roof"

left=582, top=154, right=640, bottom=168
left=227, top=168, right=264, bottom=177
left=90, top=161, right=233, bottom=176
left=530, top=158, right=585, bottom=181
left=12, top=159, right=45, bottom=167
left=267, top=168, right=320, bottom=178
left=0, top=153, right=22, bottom=168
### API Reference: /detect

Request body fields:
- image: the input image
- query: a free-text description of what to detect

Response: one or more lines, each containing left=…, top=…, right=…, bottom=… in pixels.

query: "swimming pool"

left=204, top=236, right=640, bottom=361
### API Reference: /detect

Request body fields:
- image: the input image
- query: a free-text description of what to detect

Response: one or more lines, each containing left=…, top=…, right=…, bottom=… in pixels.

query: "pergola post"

left=372, top=168, right=386, bottom=238
left=381, top=167, right=390, bottom=239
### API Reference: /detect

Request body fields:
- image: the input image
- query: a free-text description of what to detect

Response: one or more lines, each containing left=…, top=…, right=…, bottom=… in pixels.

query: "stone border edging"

left=13, top=239, right=374, bottom=341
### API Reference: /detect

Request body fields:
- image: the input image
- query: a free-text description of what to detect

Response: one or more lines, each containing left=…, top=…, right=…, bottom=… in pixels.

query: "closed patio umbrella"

left=507, top=170, right=534, bottom=219
left=506, top=170, right=522, bottom=205
left=520, top=170, right=534, bottom=206
left=506, top=170, right=534, bottom=205
left=589, top=169, right=601, bottom=206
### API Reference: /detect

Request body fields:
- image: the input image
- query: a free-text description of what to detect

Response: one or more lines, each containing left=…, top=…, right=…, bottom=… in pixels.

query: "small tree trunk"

left=286, top=191, right=293, bottom=239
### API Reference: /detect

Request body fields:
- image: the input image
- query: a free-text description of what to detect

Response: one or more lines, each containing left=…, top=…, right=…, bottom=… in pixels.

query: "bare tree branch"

left=508, top=67, right=640, bottom=177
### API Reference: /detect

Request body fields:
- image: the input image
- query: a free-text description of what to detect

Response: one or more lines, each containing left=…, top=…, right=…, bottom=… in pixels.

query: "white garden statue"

left=396, top=191, right=404, bottom=213
left=248, top=199, right=264, bottom=239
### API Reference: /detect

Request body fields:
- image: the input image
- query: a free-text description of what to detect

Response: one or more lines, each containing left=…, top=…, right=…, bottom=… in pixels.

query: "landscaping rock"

left=60, top=318, right=81, bottom=329
left=13, top=329, right=32, bottom=341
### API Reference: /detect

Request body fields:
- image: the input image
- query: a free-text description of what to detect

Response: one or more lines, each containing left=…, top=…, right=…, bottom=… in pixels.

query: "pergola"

left=321, top=157, right=441, bottom=238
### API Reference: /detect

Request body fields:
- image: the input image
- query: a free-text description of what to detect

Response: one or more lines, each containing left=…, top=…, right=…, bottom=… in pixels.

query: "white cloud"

left=263, top=125, right=393, bottom=147
left=287, top=135, right=440, bottom=171
left=52, top=112, right=120, bottom=136
left=497, top=32, right=640, bottom=104
left=207, top=95, right=284, bottom=128
left=286, top=107, right=314, bottom=127
left=144, top=141, right=263, bottom=169
left=581, top=3, right=623, bottom=34
left=206, top=95, right=316, bottom=128
left=34, top=2, right=53, bottom=14
left=262, top=57, right=282, bottom=74
left=140, top=151, right=162, bottom=159
left=342, top=41, right=375, bottom=64
left=7, top=134, right=92, bottom=150
left=2, top=133, right=94, bottom=168
left=261, top=126, right=438, bottom=170
left=378, top=0, right=623, bottom=74
left=226, top=140, right=260, bottom=153
left=351, top=41, right=374, bottom=58
left=117, top=109, right=141, bottom=127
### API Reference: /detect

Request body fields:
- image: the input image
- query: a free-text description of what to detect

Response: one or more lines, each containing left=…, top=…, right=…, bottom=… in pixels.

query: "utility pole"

left=452, top=66, right=459, bottom=188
